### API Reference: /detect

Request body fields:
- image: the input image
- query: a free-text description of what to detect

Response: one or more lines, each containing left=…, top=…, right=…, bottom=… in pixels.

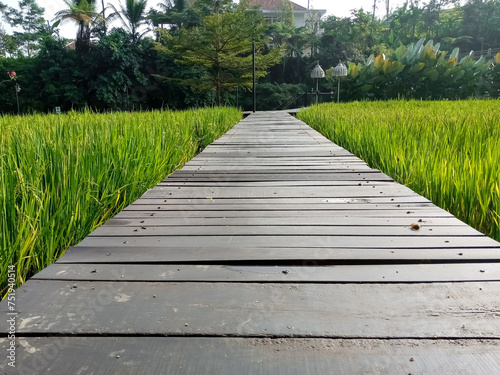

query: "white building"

left=247, top=0, right=326, bottom=29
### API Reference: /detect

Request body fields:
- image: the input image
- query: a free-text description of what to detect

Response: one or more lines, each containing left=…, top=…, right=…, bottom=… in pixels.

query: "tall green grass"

left=298, top=100, right=500, bottom=242
left=0, top=108, right=241, bottom=295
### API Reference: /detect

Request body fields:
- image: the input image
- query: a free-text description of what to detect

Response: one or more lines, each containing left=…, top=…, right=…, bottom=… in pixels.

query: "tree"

left=319, top=10, right=375, bottom=66
left=32, top=37, right=86, bottom=110
left=55, top=0, right=104, bottom=53
left=152, top=0, right=187, bottom=30
left=385, top=2, right=423, bottom=46
left=462, top=0, right=500, bottom=51
left=108, top=0, right=150, bottom=43
left=277, top=0, right=294, bottom=28
left=84, top=29, right=150, bottom=109
left=2, top=0, right=45, bottom=57
left=0, top=23, right=18, bottom=57
left=157, top=3, right=283, bottom=105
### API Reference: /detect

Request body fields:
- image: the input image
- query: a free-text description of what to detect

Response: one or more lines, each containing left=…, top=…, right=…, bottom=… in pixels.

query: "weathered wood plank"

left=158, top=181, right=396, bottom=187
left=142, top=185, right=420, bottom=199
left=77, top=235, right=499, bottom=248
left=132, top=196, right=432, bottom=204
left=104, top=217, right=467, bottom=227
left=2, top=280, right=500, bottom=337
left=122, top=203, right=437, bottom=211
left=164, top=175, right=391, bottom=183
left=166, top=175, right=386, bottom=182
left=113, top=209, right=456, bottom=218
left=58, top=246, right=500, bottom=263
left=3, top=337, right=500, bottom=375
left=33, top=263, right=500, bottom=283
left=183, top=167, right=374, bottom=173
left=180, top=163, right=368, bottom=167
left=88, top=224, right=482, bottom=237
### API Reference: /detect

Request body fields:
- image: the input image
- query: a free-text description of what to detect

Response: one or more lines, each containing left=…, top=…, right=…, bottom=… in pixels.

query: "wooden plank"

left=181, top=161, right=367, bottom=166
left=187, top=154, right=366, bottom=159
left=58, top=246, right=500, bottom=263
left=187, top=161, right=365, bottom=165
left=104, top=217, right=468, bottom=227
left=196, top=151, right=353, bottom=156
left=113, top=209, right=456, bottom=218
left=77, top=235, right=499, bottom=248
left=157, top=181, right=396, bottom=187
left=183, top=164, right=374, bottom=173
left=3, top=337, right=500, bottom=375
left=33, top=263, right=500, bottom=283
left=133, top=195, right=436, bottom=207
left=122, top=203, right=438, bottom=211
left=142, top=185, right=419, bottom=199
left=2, top=280, right=500, bottom=337
left=88, top=224, right=483, bottom=237
left=206, top=145, right=352, bottom=148
left=174, top=166, right=373, bottom=172
left=162, top=174, right=391, bottom=181
left=164, top=175, right=391, bottom=182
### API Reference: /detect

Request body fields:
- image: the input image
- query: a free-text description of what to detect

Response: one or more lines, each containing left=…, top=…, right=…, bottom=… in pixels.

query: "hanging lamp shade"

left=332, top=63, right=348, bottom=77
left=310, top=62, right=325, bottom=79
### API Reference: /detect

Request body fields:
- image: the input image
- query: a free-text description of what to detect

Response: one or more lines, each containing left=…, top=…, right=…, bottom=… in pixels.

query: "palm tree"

left=108, top=0, right=149, bottom=43
left=55, top=0, right=104, bottom=53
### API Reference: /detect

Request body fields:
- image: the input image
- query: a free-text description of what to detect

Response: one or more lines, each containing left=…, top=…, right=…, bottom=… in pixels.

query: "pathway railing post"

left=252, top=40, right=256, bottom=113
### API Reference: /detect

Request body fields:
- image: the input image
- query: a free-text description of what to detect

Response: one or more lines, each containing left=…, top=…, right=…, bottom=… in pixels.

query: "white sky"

left=1, top=0, right=408, bottom=39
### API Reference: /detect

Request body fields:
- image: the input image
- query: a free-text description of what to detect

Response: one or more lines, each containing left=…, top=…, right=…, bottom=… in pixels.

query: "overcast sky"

left=1, top=0, right=408, bottom=39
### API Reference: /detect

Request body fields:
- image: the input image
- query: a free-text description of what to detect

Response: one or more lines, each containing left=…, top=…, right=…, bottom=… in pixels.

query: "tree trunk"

left=101, top=0, right=107, bottom=34
left=216, top=70, right=221, bottom=106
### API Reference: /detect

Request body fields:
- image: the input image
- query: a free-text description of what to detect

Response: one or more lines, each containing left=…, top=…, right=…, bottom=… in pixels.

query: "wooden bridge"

left=2, top=112, right=500, bottom=374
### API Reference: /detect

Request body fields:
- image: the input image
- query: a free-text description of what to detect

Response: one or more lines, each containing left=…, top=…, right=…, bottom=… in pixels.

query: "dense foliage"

left=298, top=100, right=500, bottom=243
left=2, top=0, right=500, bottom=111
left=0, top=107, right=241, bottom=295
left=326, top=39, right=500, bottom=100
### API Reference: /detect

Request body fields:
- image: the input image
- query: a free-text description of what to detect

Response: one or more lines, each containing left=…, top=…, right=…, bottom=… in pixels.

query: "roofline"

left=259, top=9, right=327, bottom=15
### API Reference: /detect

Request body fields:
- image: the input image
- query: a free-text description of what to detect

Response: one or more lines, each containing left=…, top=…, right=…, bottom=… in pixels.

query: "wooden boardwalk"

left=2, top=112, right=500, bottom=374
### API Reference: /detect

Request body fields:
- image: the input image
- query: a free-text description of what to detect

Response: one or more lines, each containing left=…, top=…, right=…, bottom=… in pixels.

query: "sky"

left=1, top=0, right=408, bottom=39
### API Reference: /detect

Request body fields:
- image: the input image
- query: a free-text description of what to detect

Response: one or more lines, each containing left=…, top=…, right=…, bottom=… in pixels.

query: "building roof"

left=247, top=0, right=308, bottom=11
left=65, top=41, right=76, bottom=50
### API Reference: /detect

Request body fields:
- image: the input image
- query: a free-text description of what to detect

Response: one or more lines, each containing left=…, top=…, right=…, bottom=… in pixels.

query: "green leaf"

left=450, top=48, right=459, bottom=60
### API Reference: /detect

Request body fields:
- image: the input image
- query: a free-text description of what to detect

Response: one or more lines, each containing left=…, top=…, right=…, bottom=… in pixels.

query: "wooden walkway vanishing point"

left=2, top=112, right=500, bottom=374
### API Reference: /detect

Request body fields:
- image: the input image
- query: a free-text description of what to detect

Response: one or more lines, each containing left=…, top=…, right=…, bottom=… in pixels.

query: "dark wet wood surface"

left=5, top=337, right=500, bottom=375
left=2, top=112, right=499, bottom=374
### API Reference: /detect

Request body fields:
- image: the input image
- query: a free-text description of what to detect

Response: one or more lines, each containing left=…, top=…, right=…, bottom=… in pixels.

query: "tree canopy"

left=2, top=0, right=500, bottom=112
left=157, top=4, right=283, bottom=105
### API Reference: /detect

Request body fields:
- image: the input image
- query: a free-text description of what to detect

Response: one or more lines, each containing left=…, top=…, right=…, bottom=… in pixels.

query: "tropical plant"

left=326, top=38, right=494, bottom=101
left=108, top=0, right=150, bottom=42
left=153, top=0, right=187, bottom=30
left=55, top=0, right=104, bottom=53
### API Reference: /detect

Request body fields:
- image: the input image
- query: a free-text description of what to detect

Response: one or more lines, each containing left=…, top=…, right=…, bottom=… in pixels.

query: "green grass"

left=297, top=100, right=500, bottom=242
left=0, top=108, right=241, bottom=295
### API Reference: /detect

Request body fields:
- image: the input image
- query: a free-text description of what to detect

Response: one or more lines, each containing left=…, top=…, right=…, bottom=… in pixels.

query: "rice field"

left=0, top=108, right=241, bottom=296
left=297, top=100, right=500, bottom=243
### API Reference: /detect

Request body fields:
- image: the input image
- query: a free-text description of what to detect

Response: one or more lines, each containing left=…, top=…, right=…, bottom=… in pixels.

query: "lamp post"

left=332, top=62, right=348, bottom=103
left=15, top=83, right=21, bottom=115
left=252, top=40, right=256, bottom=113
left=1, top=71, right=20, bottom=114
left=310, top=61, right=325, bottom=105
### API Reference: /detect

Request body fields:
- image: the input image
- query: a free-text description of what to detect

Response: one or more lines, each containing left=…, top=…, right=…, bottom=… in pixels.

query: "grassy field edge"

left=0, top=107, right=242, bottom=296
left=297, top=100, right=500, bottom=243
